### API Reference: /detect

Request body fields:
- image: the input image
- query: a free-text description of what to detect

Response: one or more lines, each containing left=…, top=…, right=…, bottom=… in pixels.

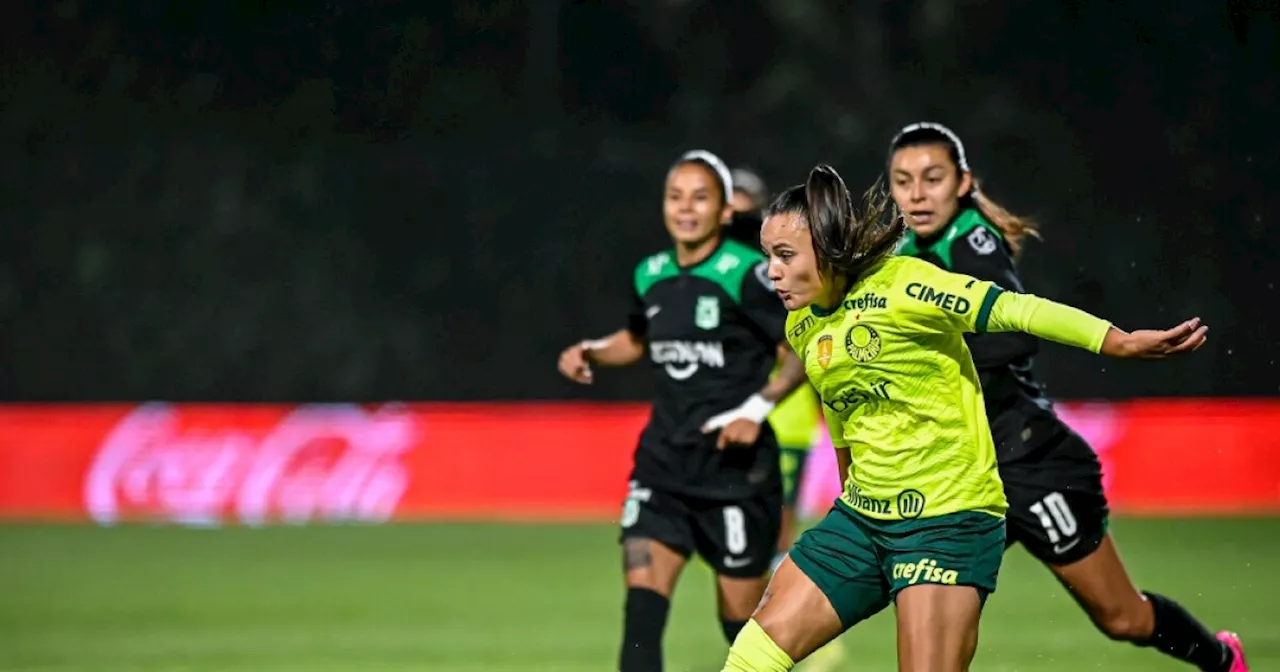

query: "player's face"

left=889, top=144, right=973, bottom=238
left=761, top=211, right=825, bottom=311
left=664, top=163, right=732, bottom=246
left=730, top=189, right=756, bottom=214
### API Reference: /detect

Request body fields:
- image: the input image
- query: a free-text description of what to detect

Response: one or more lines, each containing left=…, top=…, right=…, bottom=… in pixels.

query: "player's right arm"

left=796, top=304, right=853, bottom=486
left=557, top=290, right=648, bottom=384
left=820, top=403, right=851, bottom=488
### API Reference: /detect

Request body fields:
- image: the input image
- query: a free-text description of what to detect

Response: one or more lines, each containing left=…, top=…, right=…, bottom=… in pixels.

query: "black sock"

left=1141, top=592, right=1231, bottom=672
left=619, top=587, right=670, bottom=672
left=721, top=618, right=748, bottom=644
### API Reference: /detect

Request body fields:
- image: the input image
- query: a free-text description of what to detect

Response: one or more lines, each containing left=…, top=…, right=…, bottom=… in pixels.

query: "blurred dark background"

left=1, top=0, right=1277, bottom=402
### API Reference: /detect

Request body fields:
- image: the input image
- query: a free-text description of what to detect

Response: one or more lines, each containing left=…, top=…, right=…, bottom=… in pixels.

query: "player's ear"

left=957, top=171, right=974, bottom=199
left=719, top=203, right=734, bottom=225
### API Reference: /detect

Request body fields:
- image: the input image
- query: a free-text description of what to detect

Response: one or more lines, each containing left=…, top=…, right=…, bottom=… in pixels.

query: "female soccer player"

left=720, top=163, right=1208, bottom=672
left=888, top=121, right=1248, bottom=672
left=729, top=166, right=825, bottom=572
left=557, top=150, right=809, bottom=672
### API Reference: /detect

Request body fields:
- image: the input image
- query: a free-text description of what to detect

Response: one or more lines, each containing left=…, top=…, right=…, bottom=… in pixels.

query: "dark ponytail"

left=804, top=165, right=904, bottom=279
left=971, top=188, right=1040, bottom=257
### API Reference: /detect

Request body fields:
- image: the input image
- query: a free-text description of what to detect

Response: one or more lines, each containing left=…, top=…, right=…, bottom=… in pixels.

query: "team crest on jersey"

left=967, top=227, right=998, bottom=255
left=816, top=335, right=834, bottom=369
left=845, top=324, right=882, bottom=363
left=695, top=296, right=720, bottom=330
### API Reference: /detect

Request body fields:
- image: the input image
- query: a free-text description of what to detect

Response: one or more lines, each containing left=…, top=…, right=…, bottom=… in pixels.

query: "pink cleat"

left=1216, top=631, right=1249, bottom=672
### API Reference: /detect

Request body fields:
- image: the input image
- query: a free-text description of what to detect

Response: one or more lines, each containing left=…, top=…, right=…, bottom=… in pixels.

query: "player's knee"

left=1091, top=601, right=1153, bottom=642
left=750, top=606, right=808, bottom=655
left=623, top=538, right=676, bottom=595
left=720, top=599, right=760, bottom=624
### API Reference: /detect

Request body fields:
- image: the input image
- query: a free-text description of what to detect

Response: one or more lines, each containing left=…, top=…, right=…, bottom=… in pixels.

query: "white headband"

left=892, top=122, right=970, bottom=172
left=678, top=149, right=733, bottom=200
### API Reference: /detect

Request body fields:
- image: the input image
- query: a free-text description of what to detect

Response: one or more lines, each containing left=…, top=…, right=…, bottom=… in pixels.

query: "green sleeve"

left=987, top=292, right=1112, bottom=354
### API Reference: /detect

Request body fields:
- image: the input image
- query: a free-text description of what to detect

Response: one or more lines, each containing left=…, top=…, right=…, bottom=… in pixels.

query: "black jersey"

left=898, top=208, right=1068, bottom=463
left=625, top=237, right=788, bottom=499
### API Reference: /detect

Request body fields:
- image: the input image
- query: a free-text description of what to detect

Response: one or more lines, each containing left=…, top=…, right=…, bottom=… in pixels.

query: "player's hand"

left=557, top=342, right=594, bottom=384
left=705, top=418, right=762, bottom=450
left=701, top=394, right=775, bottom=449
left=1100, top=318, right=1208, bottom=359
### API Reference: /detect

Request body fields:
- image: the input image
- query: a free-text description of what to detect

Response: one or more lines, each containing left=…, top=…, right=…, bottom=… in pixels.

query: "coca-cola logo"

left=85, top=403, right=418, bottom=527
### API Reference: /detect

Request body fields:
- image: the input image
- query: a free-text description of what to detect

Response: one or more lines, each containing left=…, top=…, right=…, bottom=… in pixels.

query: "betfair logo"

left=822, top=380, right=893, bottom=412
left=906, top=282, right=971, bottom=314
left=892, top=557, right=959, bottom=586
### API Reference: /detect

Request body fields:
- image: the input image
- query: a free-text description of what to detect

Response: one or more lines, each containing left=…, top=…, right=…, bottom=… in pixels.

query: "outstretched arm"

left=891, top=257, right=1208, bottom=360
left=988, top=292, right=1208, bottom=359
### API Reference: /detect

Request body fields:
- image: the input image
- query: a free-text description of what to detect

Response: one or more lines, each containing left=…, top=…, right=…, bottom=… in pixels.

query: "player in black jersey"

left=888, top=122, right=1249, bottom=672
left=557, top=150, right=809, bottom=672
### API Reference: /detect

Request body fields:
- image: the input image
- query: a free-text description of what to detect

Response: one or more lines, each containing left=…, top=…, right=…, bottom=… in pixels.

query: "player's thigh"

left=618, top=481, right=695, bottom=595
left=778, top=506, right=892, bottom=646
left=879, top=511, right=1006, bottom=671
left=895, top=584, right=983, bottom=672
left=749, top=555, right=847, bottom=662
left=1001, top=435, right=1109, bottom=566
left=691, top=491, right=782, bottom=580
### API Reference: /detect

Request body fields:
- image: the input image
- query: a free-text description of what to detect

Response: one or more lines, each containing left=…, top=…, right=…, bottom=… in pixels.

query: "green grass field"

left=1, top=519, right=1276, bottom=671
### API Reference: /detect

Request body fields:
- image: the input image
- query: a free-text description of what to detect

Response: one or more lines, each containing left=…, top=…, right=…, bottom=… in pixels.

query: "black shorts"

left=1000, top=429, right=1110, bottom=565
left=618, top=480, right=782, bottom=578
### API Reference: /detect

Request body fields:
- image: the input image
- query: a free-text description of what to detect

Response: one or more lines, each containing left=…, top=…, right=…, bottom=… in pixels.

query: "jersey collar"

left=674, top=235, right=726, bottom=271
left=897, top=208, right=985, bottom=254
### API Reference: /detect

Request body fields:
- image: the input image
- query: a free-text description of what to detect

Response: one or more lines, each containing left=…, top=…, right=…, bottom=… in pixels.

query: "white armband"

left=701, top=394, right=776, bottom=432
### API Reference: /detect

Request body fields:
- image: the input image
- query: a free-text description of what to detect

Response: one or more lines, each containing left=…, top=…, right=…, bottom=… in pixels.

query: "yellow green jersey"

left=785, top=255, right=1112, bottom=521
left=767, top=370, right=821, bottom=449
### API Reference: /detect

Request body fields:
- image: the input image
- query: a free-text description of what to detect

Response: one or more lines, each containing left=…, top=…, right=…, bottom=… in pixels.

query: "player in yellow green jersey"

left=719, top=164, right=1209, bottom=672
left=729, top=166, right=825, bottom=572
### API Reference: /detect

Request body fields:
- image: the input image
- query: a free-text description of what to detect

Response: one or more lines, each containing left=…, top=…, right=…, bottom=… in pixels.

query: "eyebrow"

left=892, top=165, right=946, bottom=176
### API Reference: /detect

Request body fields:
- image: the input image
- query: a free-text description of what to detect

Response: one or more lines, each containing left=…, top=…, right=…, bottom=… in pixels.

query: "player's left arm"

left=702, top=260, right=806, bottom=449
left=987, top=293, right=1209, bottom=359
left=896, top=257, right=1209, bottom=358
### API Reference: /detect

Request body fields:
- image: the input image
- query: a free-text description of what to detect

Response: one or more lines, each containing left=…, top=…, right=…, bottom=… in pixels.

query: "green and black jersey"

left=898, top=208, right=1067, bottom=463
left=626, top=237, right=787, bottom=499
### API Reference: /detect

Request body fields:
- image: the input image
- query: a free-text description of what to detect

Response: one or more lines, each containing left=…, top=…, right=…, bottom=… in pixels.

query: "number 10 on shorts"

left=1028, top=491, right=1078, bottom=544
